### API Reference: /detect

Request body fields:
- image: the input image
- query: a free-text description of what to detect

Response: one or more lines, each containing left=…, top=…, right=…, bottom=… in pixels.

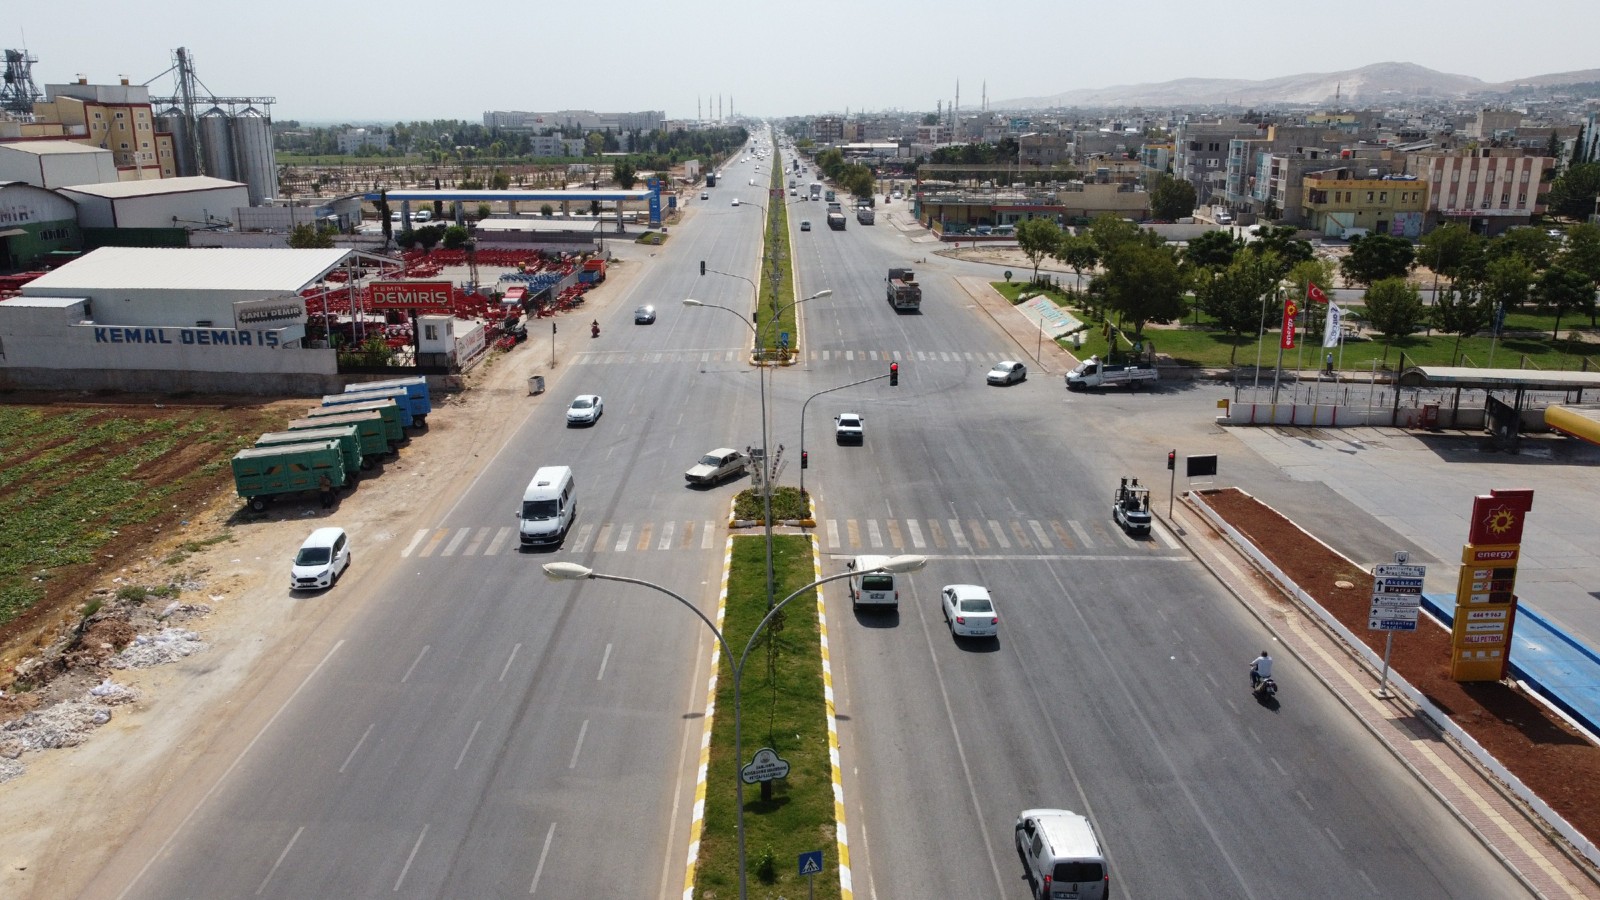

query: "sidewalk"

left=1165, top=497, right=1599, bottom=898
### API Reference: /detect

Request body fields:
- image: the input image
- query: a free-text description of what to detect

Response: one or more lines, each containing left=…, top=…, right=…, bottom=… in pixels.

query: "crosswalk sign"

left=798, top=850, right=824, bottom=876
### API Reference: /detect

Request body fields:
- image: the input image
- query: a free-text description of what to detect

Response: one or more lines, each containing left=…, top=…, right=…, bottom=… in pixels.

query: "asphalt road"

left=94, top=138, right=1530, bottom=898
left=104, top=146, right=780, bottom=899
left=782, top=164, right=1532, bottom=897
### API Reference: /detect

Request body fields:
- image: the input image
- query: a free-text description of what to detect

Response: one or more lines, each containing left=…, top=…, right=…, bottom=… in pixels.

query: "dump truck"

left=886, top=268, right=922, bottom=311
left=285, top=410, right=394, bottom=462
left=857, top=207, right=875, bottom=225
left=305, top=398, right=406, bottom=445
left=344, top=376, right=431, bottom=423
left=827, top=211, right=846, bottom=230
left=1113, top=476, right=1152, bottom=535
left=231, top=439, right=349, bottom=512
left=257, top=425, right=364, bottom=477
left=1066, top=355, right=1159, bottom=390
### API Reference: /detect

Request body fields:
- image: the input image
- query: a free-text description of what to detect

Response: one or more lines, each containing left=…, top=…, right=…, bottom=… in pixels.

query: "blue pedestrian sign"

left=798, top=850, right=824, bottom=876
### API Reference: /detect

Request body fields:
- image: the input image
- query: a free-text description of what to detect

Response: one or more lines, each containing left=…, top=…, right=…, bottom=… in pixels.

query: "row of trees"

left=812, top=147, right=876, bottom=200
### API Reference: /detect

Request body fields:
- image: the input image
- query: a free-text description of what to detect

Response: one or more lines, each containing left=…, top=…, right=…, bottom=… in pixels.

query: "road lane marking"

left=886, top=519, right=904, bottom=549
left=1029, top=520, right=1052, bottom=548
left=499, top=644, right=522, bottom=683
left=682, top=540, right=734, bottom=898
left=393, top=824, right=428, bottom=892
left=906, top=519, right=926, bottom=548
left=569, top=719, right=589, bottom=769
left=486, top=526, right=514, bottom=556
left=1050, top=520, right=1074, bottom=548
left=594, top=523, right=613, bottom=552
left=658, top=521, right=676, bottom=550
left=614, top=523, right=633, bottom=552
left=418, top=528, right=449, bottom=557
left=528, top=822, right=556, bottom=895
left=401, top=529, right=428, bottom=557
left=967, top=519, right=989, bottom=550
left=1069, top=520, right=1093, bottom=548
left=454, top=720, right=482, bottom=771
left=400, top=645, right=430, bottom=684
left=846, top=519, right=860, bottom=548
left=597, top=643, right=612, bottom=681
left=702, top=520, right=716, bottom=550
left=680, top=520, right=695, bottom=549
left=463, top=526, right=490, bottom=555
left=636, top=523, right=654, bottom=551
left=929, top=519, right=947, bottom=549
left=947, top=519, right=968, bottom=549
left=866, top=519, right=883, bottom=548
left=826, top=519, right=840, bottom=549
left=1152, top=520, right=1180, bottom=550
left=442, top=527, right=470, bottom=556
left=569, top=522, right=595, bottom=553
left=254, top=825, right=303, bottom=896
left=115, top=640, right=347, bottom=900
left=988, top=519, right=1009, bottom=549
left=338, top=723, right=375, bottom=774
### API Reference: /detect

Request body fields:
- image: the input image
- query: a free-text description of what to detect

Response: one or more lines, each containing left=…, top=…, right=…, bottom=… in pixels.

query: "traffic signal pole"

left=797, top=366, right=897, bottom=498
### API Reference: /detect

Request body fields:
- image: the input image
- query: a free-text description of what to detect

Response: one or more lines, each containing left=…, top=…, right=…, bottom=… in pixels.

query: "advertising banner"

left=370, top=281, right=452, bottom=313
left=1280, top=297, right=1298, bottom=350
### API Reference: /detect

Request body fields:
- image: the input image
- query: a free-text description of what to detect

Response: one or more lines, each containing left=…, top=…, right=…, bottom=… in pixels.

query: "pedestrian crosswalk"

left=572, top=349, right=1026, bottom=366
left=397, top=516, right=1180, bottom=558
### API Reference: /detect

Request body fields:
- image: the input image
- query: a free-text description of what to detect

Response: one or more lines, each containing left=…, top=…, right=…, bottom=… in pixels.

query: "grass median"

left=755, top=154, right=798, bottom=358
left=695, top=533, right=838, bottom=898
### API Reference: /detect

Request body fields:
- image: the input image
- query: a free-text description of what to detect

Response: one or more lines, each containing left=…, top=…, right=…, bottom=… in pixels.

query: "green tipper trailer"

left=284, top=411, right=391, bottom=462
left=304, top=398, right=405, bottom=445
left=231, top=439, right=348, bottom=512
left=257, top=425, right=363, bottom=477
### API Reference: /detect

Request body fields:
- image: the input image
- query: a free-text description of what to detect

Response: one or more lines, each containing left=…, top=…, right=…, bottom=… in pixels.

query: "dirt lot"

left=1201, top=487, right=1600, bottom=847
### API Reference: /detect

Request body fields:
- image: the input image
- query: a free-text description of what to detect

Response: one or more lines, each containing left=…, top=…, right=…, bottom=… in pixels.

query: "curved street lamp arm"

left=584, top=571, right=736, bottom=671
left=736, top=568, right=860, bottom=675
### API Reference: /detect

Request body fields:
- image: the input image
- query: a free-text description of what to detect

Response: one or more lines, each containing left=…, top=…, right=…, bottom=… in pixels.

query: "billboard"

left=370, top=281, right=452, bottom=313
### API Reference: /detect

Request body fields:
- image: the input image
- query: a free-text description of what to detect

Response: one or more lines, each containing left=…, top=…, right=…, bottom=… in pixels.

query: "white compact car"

left=291, top=527, right=350, bottom=591
left=566, top=394, right=604, bottom=426
left=941, top=584, right=999, bottom=639
left=835, top=412, right=864, bottom=445
left=988, top=361, right=1027, bottom=385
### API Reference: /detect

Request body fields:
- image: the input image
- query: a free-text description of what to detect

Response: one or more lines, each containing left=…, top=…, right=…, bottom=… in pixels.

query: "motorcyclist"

left=1250, top=650, right=1274, bottom=690
left=590, top=319, right=600, bottom=338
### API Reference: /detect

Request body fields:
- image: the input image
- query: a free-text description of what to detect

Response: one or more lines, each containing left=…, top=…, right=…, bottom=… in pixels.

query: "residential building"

left=335, top=127, right=390, bottom=154
left=1172, top=119, right=1261, bottom=204
left=482, top=110, right=664, bottom=133
left=813, top=116, right=845, bottom=145
left=1403, top=148, right=1551, bottom=235
left=1018, top=133, right=1073, bottom=167
left=1300, top=168, right=1427, bottom=237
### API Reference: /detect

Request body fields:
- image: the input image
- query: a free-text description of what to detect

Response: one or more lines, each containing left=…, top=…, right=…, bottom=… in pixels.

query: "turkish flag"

left=1307, top=282, right=1328, bottom=304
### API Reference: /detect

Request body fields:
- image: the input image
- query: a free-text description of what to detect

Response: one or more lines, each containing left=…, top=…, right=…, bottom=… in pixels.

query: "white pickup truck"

left=1066, top=355, right=1158, bottom=391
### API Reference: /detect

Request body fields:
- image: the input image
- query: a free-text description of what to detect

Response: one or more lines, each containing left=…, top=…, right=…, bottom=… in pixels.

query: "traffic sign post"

left=798, top=849, right=824, bottom=899
left=1370, top=552, right=1425, bottom=699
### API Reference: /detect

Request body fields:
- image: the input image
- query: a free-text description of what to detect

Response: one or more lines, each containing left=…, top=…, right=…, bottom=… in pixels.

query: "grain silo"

left=155, top=107, right=196, bottom=176
left=230, top=106, right=277, bottom=205
left=198, top=107, right=237, bottom=182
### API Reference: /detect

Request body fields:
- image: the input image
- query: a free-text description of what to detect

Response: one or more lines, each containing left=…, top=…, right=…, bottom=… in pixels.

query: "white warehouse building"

left=0, top=247, right=351, bottom=394
left=57, top=176, right=249, bottom=230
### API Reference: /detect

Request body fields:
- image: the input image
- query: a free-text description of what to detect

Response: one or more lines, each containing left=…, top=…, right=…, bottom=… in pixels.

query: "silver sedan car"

left=565, top=394, right=603, bottom=426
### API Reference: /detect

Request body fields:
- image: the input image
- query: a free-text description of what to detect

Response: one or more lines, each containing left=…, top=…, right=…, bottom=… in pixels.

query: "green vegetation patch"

left=0, top=407, right=278, bottom=628
left=635, top=231, right=667, bottom=245
left=696, top=534, right=838, bottom=898
left=733, top=486, right=810, bottom=522
left=755, top=156, right=799, bottom=358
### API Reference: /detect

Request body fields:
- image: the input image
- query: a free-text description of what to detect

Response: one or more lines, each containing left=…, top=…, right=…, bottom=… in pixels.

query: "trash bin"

left=528, top=375, right=545, bottom=395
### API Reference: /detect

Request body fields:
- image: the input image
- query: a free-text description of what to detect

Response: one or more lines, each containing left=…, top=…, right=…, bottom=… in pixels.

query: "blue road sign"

left=799, top=850, right=824, bottom=876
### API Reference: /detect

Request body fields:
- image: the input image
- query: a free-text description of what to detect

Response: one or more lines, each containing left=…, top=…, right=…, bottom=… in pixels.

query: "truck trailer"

left=886, top=268, right=922, bottom=311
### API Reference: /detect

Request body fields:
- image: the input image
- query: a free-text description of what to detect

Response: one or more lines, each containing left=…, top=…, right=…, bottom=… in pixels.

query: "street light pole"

left=540, top=555, right=928, bottom=900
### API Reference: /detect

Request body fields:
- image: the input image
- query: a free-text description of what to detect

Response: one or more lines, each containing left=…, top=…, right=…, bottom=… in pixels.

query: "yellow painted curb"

left=814, top=534, right=854, bottom=899
left=682, top=537, right=735, bottom=900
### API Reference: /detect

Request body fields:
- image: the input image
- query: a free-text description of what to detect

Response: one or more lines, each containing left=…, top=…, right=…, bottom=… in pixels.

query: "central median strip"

left=692, top=533, right=842, bottom=898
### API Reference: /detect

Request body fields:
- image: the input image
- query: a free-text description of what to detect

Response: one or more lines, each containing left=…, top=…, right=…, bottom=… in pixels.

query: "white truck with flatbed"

left=1066, top=355, right=1158, bottom=390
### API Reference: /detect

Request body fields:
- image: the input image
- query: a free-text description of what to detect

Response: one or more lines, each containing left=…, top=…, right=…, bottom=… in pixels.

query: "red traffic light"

left=889, top=362, right=899, bottom=386
left=1167, top=450, right=1176, bottom=470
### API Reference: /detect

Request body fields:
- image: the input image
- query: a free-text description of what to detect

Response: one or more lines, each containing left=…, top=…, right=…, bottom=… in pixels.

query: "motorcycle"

left=1251, top=670, right=1278, bottom=700
left=590, top=322, right=600, bottom=339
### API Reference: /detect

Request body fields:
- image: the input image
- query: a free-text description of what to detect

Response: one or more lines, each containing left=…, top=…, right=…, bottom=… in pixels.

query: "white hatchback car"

left=291, top=527, right=351, bottom=591
left=566, top=394, right=603, bottom=426
left=941, top=584, right=999, bottom=639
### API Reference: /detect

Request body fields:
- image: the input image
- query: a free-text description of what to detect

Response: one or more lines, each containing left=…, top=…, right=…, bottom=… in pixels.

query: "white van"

left=518, top=466, right=576, bottom=547
left=1015, top=808, right=1109, bottom=899
left=846, top=555, right=899, bottom=611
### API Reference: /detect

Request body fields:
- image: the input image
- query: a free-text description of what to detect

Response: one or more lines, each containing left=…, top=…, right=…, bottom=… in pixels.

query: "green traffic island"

left=634, top=231, right=667, bottom=245
left=695, top=534, right=840, bottom=898
left=731, top=486, right=812, bottom=526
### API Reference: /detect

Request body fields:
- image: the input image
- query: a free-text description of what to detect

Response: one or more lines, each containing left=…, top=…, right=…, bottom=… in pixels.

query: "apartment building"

left=1403, top=148, right=1551, bottom=235
left=1301, top=168, right=1427, bottom=237
left=29, top=78, right=173, bottom=178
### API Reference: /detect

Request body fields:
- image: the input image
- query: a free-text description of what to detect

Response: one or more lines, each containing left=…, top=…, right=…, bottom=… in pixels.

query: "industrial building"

left=0, top=247, right=353, bottom=394
left=0, top=181, right=80, bottom=269
left=57, top=176, right=249, bottom=231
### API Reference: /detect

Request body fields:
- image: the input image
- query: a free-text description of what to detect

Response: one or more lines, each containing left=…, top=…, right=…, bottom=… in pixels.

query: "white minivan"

left=846, top=555, right=899, bottom=611
left=518, top=466, right=576, bottom=547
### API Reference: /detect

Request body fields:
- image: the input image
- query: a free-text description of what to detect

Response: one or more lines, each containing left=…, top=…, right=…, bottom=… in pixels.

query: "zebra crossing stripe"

left=987, top=520, right=1009, bottom=549
left=866, top=519, right=883, bottom=549
left=401, top=529, right=429, bottom=558
left=614, top=523, right=634, bottom=552
left=928, top=519, right=947, bottom=549
left=1070, top=520, right=1094, bottom=547
left=419, top=528, right=450, bottom=557
left=485, top=526, right=514, bottom=555
left=1029, top=520, right=1052, bottom=548
left=967, top=519, right=989, bottom=550
left=659, top=521, right=677, bottom=550
left=906, top=519, right=926, bottom=548
left=569, top=522, right=595, bottom=553
left=1051, top=520, right=1074, bottom=548
left=595, top=523, right=613, bottom=552
left=702, top=520, right=717, bottom=550
left=463, top=526, right=491, bottom=555
left=1009, top=521, right=1031, bottom=549
left=636, top=523, right=654, bottom=551
left=885, top=519, right=904, bottom=549
left=847, top=519, right=860, bottom=547
left=826, top=519, right=841, bottom=549
left=947, top=519, right=968, bottom=549
left=442, top=527, right=471, bottom=556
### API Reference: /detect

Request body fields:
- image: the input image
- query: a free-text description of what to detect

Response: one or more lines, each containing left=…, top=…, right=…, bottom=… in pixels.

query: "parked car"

left=988, top=361, right=1027, bottom=385
left=941, top=584, right=998, bottom=639
left=685, top=448, right=749, bottom=486
left=634, top=305, right=657, bottom=324
left=835, top=412, right=864, bottom=445
left=291, top=527, right=351, bottom=591
left=566, top=394, right=603, bottom=426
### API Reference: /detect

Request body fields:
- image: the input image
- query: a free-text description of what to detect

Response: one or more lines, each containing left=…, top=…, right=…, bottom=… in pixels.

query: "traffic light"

left=699, top=260, right=706, bottom=276
left=889, top=362, right=899, bottom=386
left=1167, top=449, right=1176, bottom=471
left=801, top=450, right=809, bottom=469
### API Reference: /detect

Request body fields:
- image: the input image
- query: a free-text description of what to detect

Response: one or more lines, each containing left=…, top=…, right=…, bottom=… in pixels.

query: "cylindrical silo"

left=230, top=106, right=277, bottom=205
left=198, top=107, right=237, bottom=181
left=155, top=107, right=197, bottom=177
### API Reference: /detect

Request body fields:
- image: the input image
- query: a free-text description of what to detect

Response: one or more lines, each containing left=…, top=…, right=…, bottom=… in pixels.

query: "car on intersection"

left=566, top=394, right=604, bottom=426
left=941, top=584, right=999, bottom=639
left=988, top=360, right=1027, bottom=385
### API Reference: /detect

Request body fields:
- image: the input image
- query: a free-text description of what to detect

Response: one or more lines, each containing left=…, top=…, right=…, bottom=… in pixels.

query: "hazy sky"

left=12, top=0, right=1599, bottom=123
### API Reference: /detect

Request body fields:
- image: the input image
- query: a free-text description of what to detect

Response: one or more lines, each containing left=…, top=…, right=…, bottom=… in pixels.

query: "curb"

left=680, top=538, right=735, bottom=900
left=813, top=535, right=854, bottom=899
